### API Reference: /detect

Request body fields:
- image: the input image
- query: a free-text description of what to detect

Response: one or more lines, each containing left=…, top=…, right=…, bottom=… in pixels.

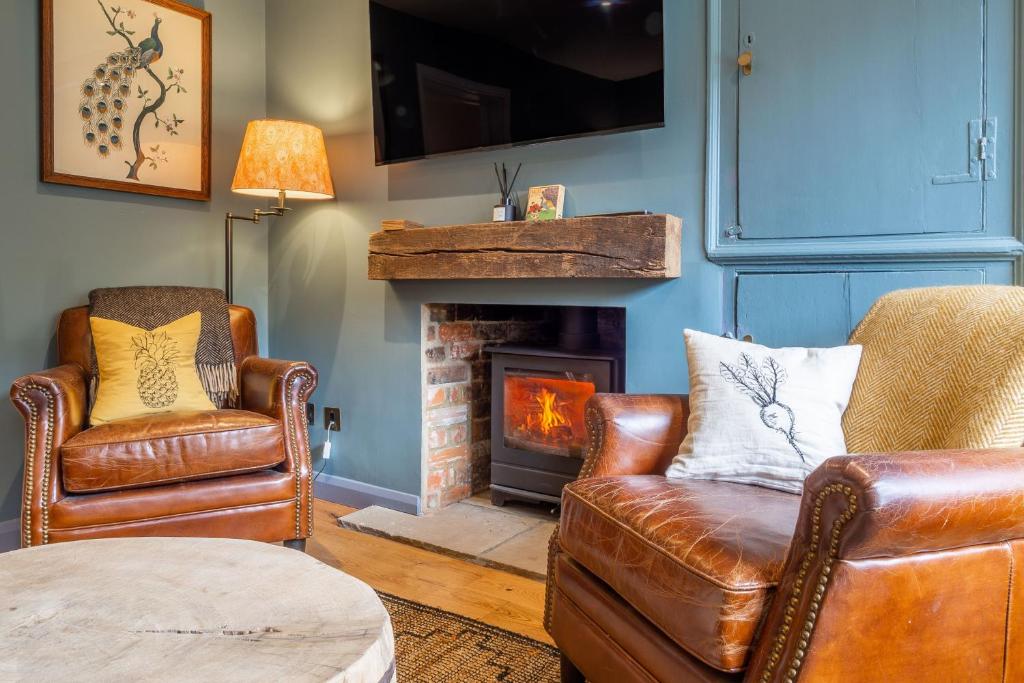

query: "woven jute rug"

left=379, top=592, right=559, bottom=682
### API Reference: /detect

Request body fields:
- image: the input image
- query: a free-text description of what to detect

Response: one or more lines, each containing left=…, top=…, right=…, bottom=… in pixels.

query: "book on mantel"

left=381, top=219, right=424, bottom=231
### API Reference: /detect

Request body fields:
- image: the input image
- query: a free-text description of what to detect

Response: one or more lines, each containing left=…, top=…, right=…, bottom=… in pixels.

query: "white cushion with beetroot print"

left=666, top=329, right=863, bottom=495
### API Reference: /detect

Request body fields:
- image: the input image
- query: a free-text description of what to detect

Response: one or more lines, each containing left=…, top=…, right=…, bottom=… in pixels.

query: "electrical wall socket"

left=323, top=407, right=341, bottom=431
left=306, top=402, right=315, bottom=426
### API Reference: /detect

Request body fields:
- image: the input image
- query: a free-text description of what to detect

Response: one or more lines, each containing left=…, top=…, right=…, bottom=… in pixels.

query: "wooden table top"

left=0, top=537, right=395, bottom=682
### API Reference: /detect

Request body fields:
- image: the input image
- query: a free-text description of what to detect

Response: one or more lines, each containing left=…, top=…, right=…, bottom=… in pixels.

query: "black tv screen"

left=369, top=0, right=665, bottom=165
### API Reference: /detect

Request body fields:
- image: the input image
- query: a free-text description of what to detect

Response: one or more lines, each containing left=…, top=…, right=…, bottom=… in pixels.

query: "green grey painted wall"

left=1, top=1, right=1008, bottom=523
left=0, top=0, right=269, bottom=521
left=265, top=0, right=719, bottom=498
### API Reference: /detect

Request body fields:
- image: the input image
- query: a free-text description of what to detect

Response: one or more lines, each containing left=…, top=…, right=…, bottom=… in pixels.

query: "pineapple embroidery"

left=131, top=330, right=180, bottom=408
left=719, top=353, right=807, bottom=462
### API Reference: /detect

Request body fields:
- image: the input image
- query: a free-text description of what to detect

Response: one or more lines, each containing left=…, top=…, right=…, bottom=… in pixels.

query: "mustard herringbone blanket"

left=843, top=285, right=1024, bottom=453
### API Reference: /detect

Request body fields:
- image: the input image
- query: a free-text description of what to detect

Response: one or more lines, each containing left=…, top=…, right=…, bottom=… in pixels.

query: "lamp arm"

left=224, top=191, right=291, bottom=303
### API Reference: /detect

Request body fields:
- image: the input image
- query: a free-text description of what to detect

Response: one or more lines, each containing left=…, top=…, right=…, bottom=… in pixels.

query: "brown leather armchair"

left=10, top=305, right=318, bottom=550
left=546, top=286, right=1024, bottom=682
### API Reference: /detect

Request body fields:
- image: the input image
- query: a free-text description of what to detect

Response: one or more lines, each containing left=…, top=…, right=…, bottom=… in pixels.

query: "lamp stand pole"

left=223, top=190, right=290, bottom=304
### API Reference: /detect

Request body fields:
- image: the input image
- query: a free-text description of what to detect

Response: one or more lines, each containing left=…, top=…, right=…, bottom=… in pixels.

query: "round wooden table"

left=0, top=537, right=395, bottom=682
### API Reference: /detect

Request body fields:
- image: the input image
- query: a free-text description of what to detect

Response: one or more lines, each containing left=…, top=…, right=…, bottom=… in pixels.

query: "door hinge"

left=724, top=224, right=743, bottom=240
left=932, top=118, right=996, bottom=184
left=980, top=117, right=997, bottom=180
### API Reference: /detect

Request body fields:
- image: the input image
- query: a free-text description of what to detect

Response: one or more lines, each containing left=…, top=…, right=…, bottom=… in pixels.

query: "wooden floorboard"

left=308, top=499, right=552, bottom=646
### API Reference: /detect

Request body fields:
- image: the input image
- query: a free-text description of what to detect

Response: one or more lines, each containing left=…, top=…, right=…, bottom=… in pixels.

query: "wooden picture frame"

left=41, top=0, right=211, bottom=201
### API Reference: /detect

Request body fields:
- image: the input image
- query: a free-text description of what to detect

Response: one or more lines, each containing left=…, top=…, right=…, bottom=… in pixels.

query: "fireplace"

left=421, top=304, right=624, bottom=511
left=486, top=307, right=624, bottom=506
left=488, top=346, right=622, bottom=505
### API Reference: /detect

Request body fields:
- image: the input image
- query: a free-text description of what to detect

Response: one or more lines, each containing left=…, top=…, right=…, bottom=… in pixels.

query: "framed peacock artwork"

left=41, top=0, right=211, bottom=201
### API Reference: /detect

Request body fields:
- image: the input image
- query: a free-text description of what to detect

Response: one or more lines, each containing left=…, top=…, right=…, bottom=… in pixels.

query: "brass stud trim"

left=758, top=482, right=858, bottom=682
left=285, top=369, right=315, bottom=539
left=578, top=406, right=604, bottom=479
left=41, top=392, right=54, bottom=544
left=19, top=390, right=37, bottom=547
left=546, top=403, right=601, bottom=635
left=15, top=383, right=55, bottom=547
left=543, top=523, right=561, bottom=633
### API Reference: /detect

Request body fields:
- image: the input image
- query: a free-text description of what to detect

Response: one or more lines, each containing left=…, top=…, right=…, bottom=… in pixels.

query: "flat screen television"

left=369, top=0, right=665, bottom=165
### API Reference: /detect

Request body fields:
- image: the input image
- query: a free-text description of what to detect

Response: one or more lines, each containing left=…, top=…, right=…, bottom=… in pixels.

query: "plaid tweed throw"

left=88, top=286, right=238, bottom=408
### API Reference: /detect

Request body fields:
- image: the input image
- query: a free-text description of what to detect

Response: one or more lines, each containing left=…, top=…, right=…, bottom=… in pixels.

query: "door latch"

left=724, top=224, right=743, bottom=240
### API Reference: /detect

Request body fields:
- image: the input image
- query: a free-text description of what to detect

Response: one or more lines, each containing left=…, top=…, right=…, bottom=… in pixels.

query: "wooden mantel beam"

left=367, top=214, right=681, bottom=280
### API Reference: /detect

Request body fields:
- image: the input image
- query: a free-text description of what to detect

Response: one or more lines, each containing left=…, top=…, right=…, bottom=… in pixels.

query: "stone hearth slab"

left=337, top=501, right=556, bottom=580
left=478, top=522, right=556, bottom=574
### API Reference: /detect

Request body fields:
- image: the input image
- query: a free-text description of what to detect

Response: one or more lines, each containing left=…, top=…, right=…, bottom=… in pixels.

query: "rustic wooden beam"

left=367, top=214, right=681, bottom=280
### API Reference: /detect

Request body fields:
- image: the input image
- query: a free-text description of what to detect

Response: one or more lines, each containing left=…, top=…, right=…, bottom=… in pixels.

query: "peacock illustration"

left=79, top=15, right=162, bottom=158
left=77, top=2, right=186, bottom=181
left=131, top=329, right=179, bottom=409
left=719, top=353, right=808, bottom=462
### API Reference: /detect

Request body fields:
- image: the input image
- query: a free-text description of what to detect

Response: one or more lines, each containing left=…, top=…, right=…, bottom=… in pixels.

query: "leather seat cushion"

left=62, top=410, right=285, bottom=493
left=559, top=475, right=800, bottom=672
left=551, top=553, right=741, bottom=683
left=50, top=470, right=296, bottom=531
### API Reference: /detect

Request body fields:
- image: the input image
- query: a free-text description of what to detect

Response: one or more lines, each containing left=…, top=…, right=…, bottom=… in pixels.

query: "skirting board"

left=0, top=518, right=19, bottom=553
left=313, top=472, right=421, bottom=516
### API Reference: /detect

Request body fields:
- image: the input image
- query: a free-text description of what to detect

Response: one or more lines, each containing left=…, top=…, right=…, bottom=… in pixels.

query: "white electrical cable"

left=314, top=421, right=336, bottom=482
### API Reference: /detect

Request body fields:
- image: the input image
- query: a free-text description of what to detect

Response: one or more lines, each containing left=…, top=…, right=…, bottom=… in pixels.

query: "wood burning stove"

left=503, top=370, right=595, bottom=458
left=486, top=309, right=624, bottom=506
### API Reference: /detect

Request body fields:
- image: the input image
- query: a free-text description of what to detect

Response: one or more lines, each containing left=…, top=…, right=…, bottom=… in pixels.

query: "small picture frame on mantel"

left=525, top=184, right=566, bottom=222
left=41, top=0, right=212, bottom=201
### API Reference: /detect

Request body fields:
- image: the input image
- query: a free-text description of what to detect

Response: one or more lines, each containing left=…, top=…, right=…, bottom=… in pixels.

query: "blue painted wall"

left=0, top=0, right=270, bottom=522
left=265, top=0, right=718, bottom=498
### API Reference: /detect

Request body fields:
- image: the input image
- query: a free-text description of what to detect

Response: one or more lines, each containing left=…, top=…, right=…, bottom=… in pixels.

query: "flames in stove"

left=504, top=373, right=595, bottom=458
left=524, top=388, right=571, bottom=436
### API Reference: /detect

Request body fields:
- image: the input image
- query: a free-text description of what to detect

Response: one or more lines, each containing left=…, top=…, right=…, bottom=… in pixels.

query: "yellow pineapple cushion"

left=89, top=311, right=216, bottom=425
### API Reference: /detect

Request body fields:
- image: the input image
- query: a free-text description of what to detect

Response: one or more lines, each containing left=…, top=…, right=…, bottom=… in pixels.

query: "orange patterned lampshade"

left=231, top=119, right=334, bottom=200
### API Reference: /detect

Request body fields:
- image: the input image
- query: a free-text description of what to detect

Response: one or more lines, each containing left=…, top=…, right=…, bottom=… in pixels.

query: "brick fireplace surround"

left=420, top=304, right=625, bottom=511
left=420, top=305, right=557, bottom=511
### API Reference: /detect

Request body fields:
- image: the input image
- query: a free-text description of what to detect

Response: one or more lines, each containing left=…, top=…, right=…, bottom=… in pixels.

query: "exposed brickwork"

left=420, top=304, right=625, bottom=511
left=421, top=304, right=557, bottom=511
left=438, top=322, right=475, bottom=342
left=449, top=341, right=482, bottom=361
left=426, top=365, right=469, bottom=385
left=424, top=346, right=446, bottom=363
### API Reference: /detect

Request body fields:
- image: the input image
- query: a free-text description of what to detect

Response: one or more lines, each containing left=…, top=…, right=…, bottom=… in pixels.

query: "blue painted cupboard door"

left=738, top=0, right=989, bottom=239
left=736, top=273, right=850, bottom=348
left=735, top=269, right=989, bottom=348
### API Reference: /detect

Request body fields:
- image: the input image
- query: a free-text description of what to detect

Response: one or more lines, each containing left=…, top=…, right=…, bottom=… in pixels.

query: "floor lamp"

left=226, top=119, right=335, bottom=303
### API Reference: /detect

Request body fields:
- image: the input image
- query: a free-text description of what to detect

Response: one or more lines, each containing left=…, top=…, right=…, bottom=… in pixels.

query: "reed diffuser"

left=492, top=162, right=522, bottom=222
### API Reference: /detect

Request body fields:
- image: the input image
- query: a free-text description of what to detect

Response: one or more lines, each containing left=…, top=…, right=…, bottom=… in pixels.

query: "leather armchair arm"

left=805, top=449, right=1024, bottom=560
left=750, top=449, right=1024, bottom=681
left=9, top=364, right=88, bottom=546
left=240, top=357, right=318, bottom=474
left=240, top=357, right=318, bottom=540
left=578, top=394, right=689, bottom=479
